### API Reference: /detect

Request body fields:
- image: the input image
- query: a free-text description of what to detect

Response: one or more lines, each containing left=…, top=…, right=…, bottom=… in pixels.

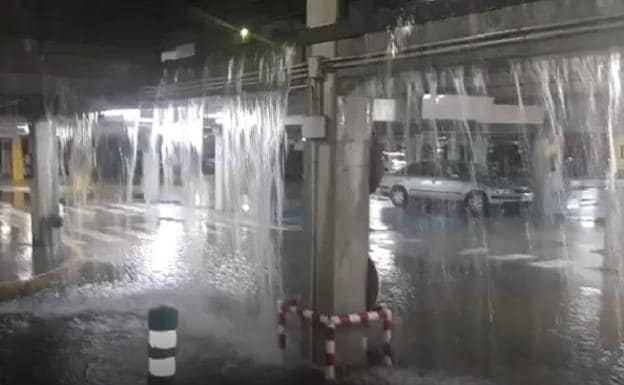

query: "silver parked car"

left=379, top=161, right=534, bottom=215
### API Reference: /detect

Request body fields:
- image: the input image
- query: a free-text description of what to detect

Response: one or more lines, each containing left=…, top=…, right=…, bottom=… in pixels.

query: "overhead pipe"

left=149, top=12, right=624, bottom=98
left=328, top=13, right=624, bottom=69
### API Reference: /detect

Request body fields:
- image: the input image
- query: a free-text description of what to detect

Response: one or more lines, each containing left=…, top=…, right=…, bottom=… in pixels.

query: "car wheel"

left=390, top=186, right=409, bottom=208
left=464, top=191, right=489, bottom=217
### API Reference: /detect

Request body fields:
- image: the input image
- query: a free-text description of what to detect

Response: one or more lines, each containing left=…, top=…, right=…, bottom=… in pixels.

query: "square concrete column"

left=305, top=0, right=370, bottom=368
left=605, top=137, right=624, bottom=271
left=531, top=132, right=564, bottom=216
left=11, top=137, right=25, bottom=182
left=214, top=132, right=225, bottom=211
left=30, top=121, right=61, bottom=273
left=309, top=97, right=370, bottom=366
left=11, top=137, right=26, bottom=208
left=142, top=144, right=160, bottom=204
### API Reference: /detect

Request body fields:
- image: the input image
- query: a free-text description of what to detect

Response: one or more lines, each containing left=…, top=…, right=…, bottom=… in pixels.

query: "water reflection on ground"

left=0, top=192, right=622, bottom=384
left=371, top=195, right=624, bottom=385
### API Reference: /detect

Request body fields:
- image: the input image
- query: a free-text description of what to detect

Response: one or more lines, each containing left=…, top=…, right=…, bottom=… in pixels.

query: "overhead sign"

left=421, top=95, right=544, bottom=125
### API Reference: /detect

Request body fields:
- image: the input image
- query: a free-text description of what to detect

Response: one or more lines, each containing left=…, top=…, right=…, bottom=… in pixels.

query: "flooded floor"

left=0, top=187, right=623, bottom=385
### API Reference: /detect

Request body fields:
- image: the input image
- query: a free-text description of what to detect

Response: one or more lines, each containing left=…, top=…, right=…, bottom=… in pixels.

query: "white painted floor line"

left=75, top=228, right=127, bottom=243
left=529, top=259, right=572, bottom=269
left=66, top=206, right=97, bottom=215
left=105, top=226, right=151, bottom=238
left=105, top=208, right=134, bottom=216
left=208, top=216, right=300, bottom=232
left=208, top=221, right=233, bottom=230
left=132, top=223, right=159, bottom=231
left=108, top=203, right=147, bottom=213
left=486, top=254, right=538, bottom=262
left=61, top=234, right=87, bottom=247
left=400, top=237, right=422, bottom=244
left=457, top=247, right=489, bottom=256
left=82, top=204, right=140, bottom=217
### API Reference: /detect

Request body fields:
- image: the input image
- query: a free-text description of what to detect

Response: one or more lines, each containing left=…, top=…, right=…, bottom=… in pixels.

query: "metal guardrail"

left=142, top=61, right=309, bottom=100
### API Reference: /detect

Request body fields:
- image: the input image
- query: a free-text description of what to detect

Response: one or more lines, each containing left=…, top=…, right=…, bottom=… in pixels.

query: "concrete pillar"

left=11, top=138, right=24, bottom=182
left=142, top=143, right=160, bottom=204
left=404, top=83, right=423, bottom=164
left=605, top=182, right=624, bottom=271
left=214, top=132, right=224, bottom=211
left=385, top=122, right=396, bottom=152
left=305, top=0, right=369, bottom=368
left=473, top=132, right=489, bottom=167
left=30, top=121, right=61, bottom=273
left=604, top=137, right=624, bottom=271
left=11, top=137, right=25, bottom=208
left=1, top=140, right=12, bottom=177
left=532, top=132, right=565, bottom=217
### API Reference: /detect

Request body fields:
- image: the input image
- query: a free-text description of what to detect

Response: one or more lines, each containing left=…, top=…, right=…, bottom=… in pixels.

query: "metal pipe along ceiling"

left=328, top=13, right=624, bottom=69
left=150, top=12, right=624, bottom=98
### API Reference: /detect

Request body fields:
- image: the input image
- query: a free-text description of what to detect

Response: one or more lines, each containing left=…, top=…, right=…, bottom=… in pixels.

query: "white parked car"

left=378, top=160, right=534, bottom=215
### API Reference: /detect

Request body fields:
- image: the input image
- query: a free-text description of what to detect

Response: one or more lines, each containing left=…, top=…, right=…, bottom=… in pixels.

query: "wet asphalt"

left=0, top=190, right=622, bottom=385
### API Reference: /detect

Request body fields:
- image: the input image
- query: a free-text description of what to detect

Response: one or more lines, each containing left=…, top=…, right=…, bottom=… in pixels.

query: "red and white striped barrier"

left=277, top=299, right=393, bottom=381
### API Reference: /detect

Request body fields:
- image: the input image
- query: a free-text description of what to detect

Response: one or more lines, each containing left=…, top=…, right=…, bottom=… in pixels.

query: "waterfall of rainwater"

left=218, top=48, right=293, bottom=308
left=151, top=99, right=205, bottom=206
left=124, top=113, right=140, bottom=203
left=56, top=114, right=96, bottom=207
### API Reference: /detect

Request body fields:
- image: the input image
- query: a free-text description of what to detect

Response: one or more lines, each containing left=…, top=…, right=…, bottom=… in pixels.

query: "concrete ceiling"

left=0, top=0, right=545, bottom=117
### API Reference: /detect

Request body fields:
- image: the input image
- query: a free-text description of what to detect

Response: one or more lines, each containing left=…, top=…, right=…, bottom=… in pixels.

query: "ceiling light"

left=240, top=27, right=250, bottom=40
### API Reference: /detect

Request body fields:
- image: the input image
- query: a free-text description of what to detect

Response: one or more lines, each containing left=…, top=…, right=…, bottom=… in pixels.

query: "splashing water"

left=151, top=99, right=205, bottom=206
left=218, top=49, right=293, bottom=310
left=56, top=114, right=96, bottom=207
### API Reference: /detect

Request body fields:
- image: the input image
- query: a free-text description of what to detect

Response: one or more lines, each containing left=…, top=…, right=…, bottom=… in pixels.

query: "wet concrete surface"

left=369, top=196, right=624, bottom=385
left=0, top=189, right=623, bottom=384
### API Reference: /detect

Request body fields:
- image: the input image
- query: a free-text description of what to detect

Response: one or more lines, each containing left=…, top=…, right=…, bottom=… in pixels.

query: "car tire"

left=464, top=191, right=489, bottom=217
left=390, top=186, right=409, bottom=208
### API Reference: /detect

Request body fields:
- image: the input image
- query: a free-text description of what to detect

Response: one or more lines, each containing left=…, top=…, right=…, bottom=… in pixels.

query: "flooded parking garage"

left=2, top=0, right=624, bottom=384
left=0, top=193, right=621, bottom=385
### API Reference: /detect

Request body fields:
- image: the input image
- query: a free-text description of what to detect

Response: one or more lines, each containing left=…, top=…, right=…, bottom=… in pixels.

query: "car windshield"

left=441, top=162, right=488, bottom=180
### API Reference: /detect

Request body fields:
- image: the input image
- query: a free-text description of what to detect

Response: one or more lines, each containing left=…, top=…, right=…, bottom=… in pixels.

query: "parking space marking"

left=108, top=203, right=147, bottom=213
left=529, top=259, right=572, bottom=269
left=61, top=234, right=87, bottom=247
left=486, top=254, right=537, bottom=262
left=457, top=247, right=489, bottom=256
left=75, top=228, right=127, bottom=243
left=66, top=206, right=97, bottom=216
left=105, top=225, right=151, bottom=238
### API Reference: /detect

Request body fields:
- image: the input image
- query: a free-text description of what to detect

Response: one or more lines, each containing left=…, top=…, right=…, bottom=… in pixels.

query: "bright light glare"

left=580, top=220, right=596, bottom=228
left=101, top=108, right=140, bottom=122
left=16, top=124, right=29, bottom=134
left=206, top=111, right=227, bottom=125
left=240, top=27, right=250, bottom=40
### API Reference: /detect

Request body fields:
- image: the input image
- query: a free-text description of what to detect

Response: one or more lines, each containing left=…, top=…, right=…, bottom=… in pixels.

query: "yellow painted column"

left=11, top=138, right=25, bottom=208
left=12, top=138, right=24, bottom=182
